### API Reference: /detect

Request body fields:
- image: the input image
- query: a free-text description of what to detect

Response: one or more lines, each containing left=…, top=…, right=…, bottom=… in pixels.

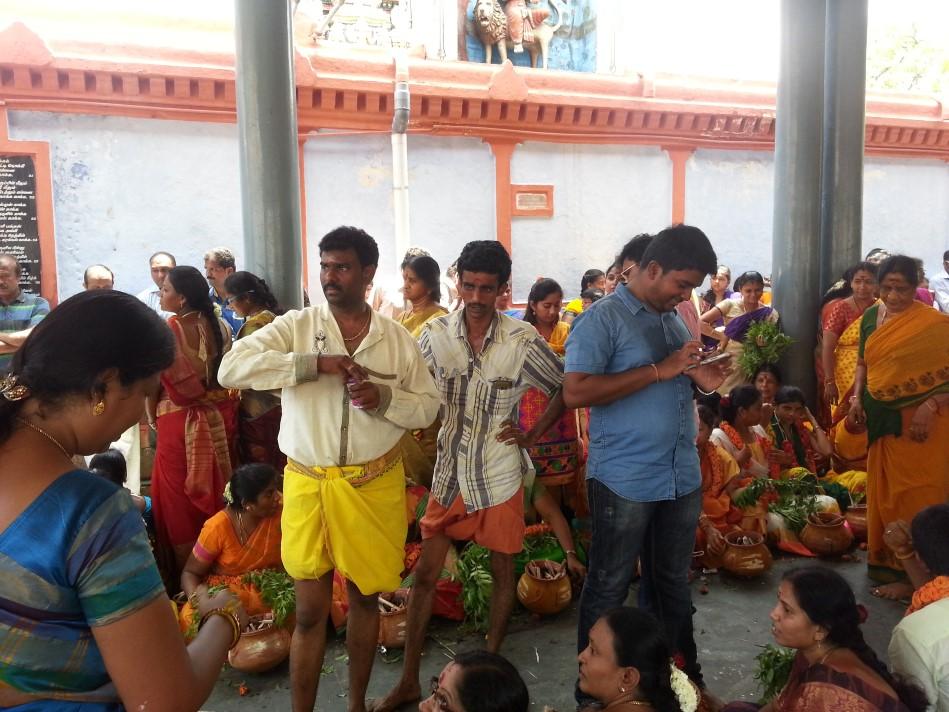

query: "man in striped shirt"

left=372, top=240, right=565, bottom=712
left=0, top=254, right=50, bottom=372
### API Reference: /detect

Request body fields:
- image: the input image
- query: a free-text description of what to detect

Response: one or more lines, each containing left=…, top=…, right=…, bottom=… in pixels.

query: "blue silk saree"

left=0, top=470, right=164, bottom=711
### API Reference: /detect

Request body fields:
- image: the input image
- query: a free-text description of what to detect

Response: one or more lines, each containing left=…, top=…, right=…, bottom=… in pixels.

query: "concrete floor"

left=202, top=555, right=903, bottom=711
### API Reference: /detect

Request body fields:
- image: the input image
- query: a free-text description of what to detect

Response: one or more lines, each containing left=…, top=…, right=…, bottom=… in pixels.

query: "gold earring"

left=620, top=687, right=626, bottom=693
left=93, top=401, right=106, bottom=416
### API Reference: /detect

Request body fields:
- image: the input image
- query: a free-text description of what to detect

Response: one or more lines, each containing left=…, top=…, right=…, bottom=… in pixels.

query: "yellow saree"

left=861, top=301, right=949, bottom=580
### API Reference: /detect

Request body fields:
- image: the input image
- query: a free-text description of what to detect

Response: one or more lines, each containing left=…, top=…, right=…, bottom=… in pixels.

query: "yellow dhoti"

left=281, top=448, right=407, bottom=595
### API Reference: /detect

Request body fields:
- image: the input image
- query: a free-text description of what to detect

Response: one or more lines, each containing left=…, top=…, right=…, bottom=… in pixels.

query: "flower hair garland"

left=222, top=481, right=234, bottom=505
left=670, top=665, right=698, bottom=712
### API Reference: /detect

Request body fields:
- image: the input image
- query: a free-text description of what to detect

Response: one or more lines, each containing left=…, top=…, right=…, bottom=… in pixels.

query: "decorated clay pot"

left=516, top=560, right=571, bottom=616
left=844, top=505, right=868, bottom=543
left=722, top=531, right=773, bottom=578
left=228, top=619, right=291, bottom=673
left=801, top=512, right=854, bottom=556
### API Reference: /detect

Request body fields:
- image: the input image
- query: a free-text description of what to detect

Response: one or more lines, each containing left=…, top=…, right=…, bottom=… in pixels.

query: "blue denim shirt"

left=565, top=287, right=700, bottom=502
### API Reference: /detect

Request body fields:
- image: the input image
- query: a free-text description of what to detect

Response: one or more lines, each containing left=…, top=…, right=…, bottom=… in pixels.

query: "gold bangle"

left=199, top=607, right=242, bottom=649
left=895, top=550, right=916, bottom=561
left=650, top=363, right=660, bottom=383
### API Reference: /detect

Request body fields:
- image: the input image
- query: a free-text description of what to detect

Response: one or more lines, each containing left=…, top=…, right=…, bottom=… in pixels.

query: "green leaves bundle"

left=739, top=321, right=793, bottom=378
left=754, top=644, right=796, bottom=703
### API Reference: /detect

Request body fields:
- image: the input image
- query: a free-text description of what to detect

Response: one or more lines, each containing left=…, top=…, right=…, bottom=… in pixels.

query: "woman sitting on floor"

left=178, top=463, right=283, bottom=635
left=577, top=607, right=700, bottom=712
left=767, top=386, right=833, bottom=478
left=710, top=385, right=772, bottom=536
left=421, top=651, right=529, bottom=712
left=723, top=566, right=927, bottom=712
left=695, top=405, right=743, bottom=569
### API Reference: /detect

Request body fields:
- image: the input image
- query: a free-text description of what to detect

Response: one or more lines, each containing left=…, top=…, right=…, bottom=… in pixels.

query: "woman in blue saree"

left=0, top=290, right=247, bottom=711
left=701, top=270, right=781, bottom=394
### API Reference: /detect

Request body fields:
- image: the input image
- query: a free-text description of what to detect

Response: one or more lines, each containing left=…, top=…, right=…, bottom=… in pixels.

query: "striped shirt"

left=419, top=310, right=563, bottom=512
left=0, top=290, right=50, bottom=371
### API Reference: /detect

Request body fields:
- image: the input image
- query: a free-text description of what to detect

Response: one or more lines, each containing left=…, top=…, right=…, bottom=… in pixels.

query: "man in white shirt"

left=888, top=504, right=949, bottom=712
left=218, top=226, right=439, bottom=712
left=136, top=251, right=175, bottom=319
left=930, top=250, right=949, bottom=314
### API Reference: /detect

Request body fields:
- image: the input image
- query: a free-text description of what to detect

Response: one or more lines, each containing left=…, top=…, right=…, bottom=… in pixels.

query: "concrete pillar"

left=820, top=0, right=868, bottom=291
left=234, top=0, right=304, bottom=311
left=772, top=0, right=825, bottom=400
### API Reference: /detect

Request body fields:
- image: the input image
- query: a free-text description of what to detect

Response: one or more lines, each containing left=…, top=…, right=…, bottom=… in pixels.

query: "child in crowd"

left=90, top=448, right=154, bottom=533
left=579, top=288, right=604, bottom=311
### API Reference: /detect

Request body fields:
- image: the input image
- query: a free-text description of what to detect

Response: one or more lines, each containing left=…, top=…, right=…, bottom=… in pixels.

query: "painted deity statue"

left=504, top=0, right=549, bottom=53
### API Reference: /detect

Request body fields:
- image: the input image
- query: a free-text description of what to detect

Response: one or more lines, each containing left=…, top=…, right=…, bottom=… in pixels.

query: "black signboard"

left=0, top=155, right=41, bottom=294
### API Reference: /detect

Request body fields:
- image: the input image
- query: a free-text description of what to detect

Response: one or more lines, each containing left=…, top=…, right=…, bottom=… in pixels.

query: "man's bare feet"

left=367, top=680, right=423, bottom=712
left=871, top=581, right=914, bottom=601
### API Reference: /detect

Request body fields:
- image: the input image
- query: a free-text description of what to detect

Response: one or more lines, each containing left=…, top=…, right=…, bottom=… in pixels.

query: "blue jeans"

left=576, top=479, right=702, bottom=705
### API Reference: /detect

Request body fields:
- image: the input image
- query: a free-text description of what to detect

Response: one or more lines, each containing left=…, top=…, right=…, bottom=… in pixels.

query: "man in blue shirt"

left=564, top=225, right=728, bottom=702
left=204, top=246, right=243, bottom=337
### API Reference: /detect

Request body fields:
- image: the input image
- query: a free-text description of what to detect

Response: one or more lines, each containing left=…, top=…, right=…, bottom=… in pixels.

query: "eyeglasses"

left=429, top=676, right=457, bottom=712
left=617, top=262, right=637, bottom=285
left=225, top=290, right=254, bottom=305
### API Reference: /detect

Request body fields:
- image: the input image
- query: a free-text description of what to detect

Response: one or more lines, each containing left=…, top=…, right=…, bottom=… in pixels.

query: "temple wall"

left=8, top=110, right=245, bottom=299
left=863, top=157, right=949, bottom=280
left=304, top=133, right=496, bottom=299
left=7, top=109, right=949, bottom=303
left=686, top=150, right=776, bottom=282
left=510, top=143, right=671, bottom=299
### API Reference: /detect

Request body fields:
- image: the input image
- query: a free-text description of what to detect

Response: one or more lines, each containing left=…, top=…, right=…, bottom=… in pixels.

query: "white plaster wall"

left=685, top=149, right=775, bottom=287
left=303, top=133, right=495, bottom=300
left=510, top=143, right=672, bottom=300
left=8, top=111, right=244, bottom=300
left=863, top=157, right=949, bottom=280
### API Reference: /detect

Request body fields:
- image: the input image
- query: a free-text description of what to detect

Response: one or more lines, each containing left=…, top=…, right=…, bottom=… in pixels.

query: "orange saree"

left=177, top=508, right=283, bottom=633
left=861, top=301, right=949, bottom=581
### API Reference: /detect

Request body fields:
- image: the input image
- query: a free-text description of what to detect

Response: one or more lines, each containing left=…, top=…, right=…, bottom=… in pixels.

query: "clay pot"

left=228, top=619, right=291, bottom=673
left=844, top=505, right=868, bottom=543
left=377, top=590, right=409, bottom=649
left=722, top=531, right=773, bottom=578
left=516, top=560, right=572, bottom=616
left=800, top=512, right=854, bottom=556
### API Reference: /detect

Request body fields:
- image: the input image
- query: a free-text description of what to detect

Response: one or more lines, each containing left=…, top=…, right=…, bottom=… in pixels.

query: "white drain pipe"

left=392, top=52, right=411, bottom=263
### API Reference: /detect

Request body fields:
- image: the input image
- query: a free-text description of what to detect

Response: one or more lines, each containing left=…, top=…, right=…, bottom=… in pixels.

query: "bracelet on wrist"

left=565, top=549, right=577, bottom=558
left=925, top=399, right=939, bottom=413
left=650, top=363, right=660, bottom=383
left=199, top=604, right=243, bottom=649
left=894, top=549, right=916, bottom=561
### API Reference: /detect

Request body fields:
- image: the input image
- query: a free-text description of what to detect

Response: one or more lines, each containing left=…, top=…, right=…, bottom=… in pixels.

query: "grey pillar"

left=772, top=0, right=825, bottom=401
left=234, top=0, right=304, bottom=311
left=819, top=0, right=868, bottom=291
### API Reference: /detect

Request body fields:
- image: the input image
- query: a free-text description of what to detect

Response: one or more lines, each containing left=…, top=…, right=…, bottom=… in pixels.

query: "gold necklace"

left=16, top=417, right=72, bottom=460
left=341, top=309, right=372, bottom=343
left=816, top=645, right=838, bottom=666
left=236, top=510, right=250, bottom=544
